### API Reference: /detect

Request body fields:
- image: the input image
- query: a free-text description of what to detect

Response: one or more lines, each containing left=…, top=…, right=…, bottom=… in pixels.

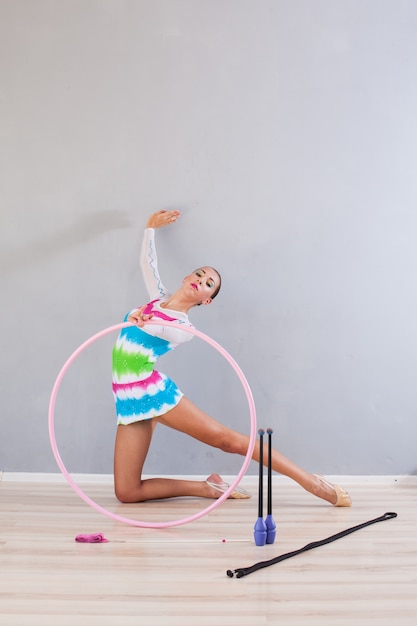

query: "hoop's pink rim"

left=48, top=321, right=257, bottom=528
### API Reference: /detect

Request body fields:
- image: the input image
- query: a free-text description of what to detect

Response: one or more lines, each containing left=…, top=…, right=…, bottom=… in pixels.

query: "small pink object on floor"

left=75, top=533, right=108, bottom=543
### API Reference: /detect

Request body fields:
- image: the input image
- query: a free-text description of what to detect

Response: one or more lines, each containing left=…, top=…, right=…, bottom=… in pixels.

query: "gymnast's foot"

left=313, top=474, right=352, bottom=507
left=205, top=473, right=251, bottom=499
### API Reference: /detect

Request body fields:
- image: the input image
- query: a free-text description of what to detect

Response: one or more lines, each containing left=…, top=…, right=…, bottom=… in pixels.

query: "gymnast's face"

left=183, top=267, right=221, bottom=305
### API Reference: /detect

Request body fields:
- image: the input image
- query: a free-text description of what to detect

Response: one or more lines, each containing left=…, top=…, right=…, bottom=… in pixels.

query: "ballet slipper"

left=333, top=484, right=352, bottom=507
left=314, top=475, right=352, bottom=507
left=205, top=479, right=251, bottom=500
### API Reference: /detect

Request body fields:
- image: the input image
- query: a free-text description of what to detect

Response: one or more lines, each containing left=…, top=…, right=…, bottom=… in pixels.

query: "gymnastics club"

left=253, top=429, right=267, bottom=546
left=265, top=428, right=276, bottom=544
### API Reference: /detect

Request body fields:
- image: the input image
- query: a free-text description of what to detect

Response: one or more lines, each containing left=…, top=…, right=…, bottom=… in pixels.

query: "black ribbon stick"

left=227, top=512, right=397, bottom=578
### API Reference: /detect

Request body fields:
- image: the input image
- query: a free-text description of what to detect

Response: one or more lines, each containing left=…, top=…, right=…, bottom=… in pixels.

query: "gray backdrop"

left=1, top=0, right=416, bottom=477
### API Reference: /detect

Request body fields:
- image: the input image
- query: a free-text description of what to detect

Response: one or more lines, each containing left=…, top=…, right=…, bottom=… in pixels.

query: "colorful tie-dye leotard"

left=112, top=228, right=193, bottom=425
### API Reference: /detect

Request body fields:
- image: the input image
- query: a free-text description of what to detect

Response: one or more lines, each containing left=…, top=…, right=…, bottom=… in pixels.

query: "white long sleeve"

left=140, top=228, right=171, bottom=300
left=138, top=228, right=193, bottom=345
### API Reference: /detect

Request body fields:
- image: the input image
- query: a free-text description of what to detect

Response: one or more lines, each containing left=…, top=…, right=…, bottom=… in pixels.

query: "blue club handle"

left=265, top=514, right=276, bottom=544
left=254, top=516, right=267, bottom=546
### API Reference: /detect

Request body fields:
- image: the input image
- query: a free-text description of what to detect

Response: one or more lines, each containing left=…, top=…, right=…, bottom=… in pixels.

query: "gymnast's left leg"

left=113, top=418, right=242, bottom=502
left=156, top=396, right=351, bottom=506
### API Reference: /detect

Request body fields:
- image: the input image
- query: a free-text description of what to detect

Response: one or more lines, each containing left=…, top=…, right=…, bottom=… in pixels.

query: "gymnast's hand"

left=128, top=306, right=154, bottom=327
left=146, top=209, right=181, bottom=229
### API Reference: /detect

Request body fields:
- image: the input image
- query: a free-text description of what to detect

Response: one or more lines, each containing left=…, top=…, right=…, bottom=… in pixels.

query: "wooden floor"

left=1, top=476, right=416, bottom=625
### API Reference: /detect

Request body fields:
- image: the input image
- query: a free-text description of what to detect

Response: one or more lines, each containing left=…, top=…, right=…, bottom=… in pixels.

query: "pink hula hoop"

left=48, top=321, right=257, bottom=528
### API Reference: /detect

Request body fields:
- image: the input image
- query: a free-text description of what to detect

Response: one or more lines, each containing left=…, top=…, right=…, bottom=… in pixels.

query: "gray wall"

left=1, top=0, right=416, bottom=477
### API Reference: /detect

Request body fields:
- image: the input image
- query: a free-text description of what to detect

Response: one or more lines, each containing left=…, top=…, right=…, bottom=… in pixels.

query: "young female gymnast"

left=112, top=209, right=351, bottom=507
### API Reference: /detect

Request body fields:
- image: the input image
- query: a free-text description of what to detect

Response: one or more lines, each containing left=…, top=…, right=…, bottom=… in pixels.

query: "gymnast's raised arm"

left=139, top=210, right=181, bottom=300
